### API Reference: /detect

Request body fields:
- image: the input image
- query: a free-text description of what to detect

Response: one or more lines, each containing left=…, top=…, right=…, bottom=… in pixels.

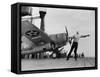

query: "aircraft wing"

left=22, top=21, right=51, bottom=46
left=21, top=21, right=52, bottom=54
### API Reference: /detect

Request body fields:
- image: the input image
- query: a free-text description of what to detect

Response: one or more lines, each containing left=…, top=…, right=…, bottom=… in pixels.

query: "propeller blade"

left=65, top=26, right=69, bottom=41
left=65, top=26, right=68, bottom=36
left=65, top=26, right=72, bottom=45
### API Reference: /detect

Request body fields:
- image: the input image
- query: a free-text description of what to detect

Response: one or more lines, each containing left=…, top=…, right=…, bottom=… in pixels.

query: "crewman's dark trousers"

left=67, top=42, right=78, bottom=60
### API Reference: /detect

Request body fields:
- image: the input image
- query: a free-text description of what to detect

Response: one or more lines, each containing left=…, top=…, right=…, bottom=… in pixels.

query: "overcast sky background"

left=30, top=7, right=95, bottom=57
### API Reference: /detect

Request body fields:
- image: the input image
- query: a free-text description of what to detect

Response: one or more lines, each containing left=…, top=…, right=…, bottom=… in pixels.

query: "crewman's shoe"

left=66, top=58, right=69, bottom=61
left=75, top=58, right=77, bottom=61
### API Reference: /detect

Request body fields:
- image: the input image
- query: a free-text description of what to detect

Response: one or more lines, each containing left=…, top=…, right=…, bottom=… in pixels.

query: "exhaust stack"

left=39, top=11, right=46, bottom=32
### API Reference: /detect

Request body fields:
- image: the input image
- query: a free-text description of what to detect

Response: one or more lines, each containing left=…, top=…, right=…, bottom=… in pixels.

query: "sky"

left=27, top=6, right=95, bottom=57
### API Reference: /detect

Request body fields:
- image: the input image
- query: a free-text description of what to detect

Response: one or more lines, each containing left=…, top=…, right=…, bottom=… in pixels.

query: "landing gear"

left=51, top=52, right=61, bottom=59
left=52, top=53, right=56, bottom=59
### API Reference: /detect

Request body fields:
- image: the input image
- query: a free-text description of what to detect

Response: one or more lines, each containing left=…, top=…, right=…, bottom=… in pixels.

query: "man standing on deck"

left=66, top=32, right=90, bottom=61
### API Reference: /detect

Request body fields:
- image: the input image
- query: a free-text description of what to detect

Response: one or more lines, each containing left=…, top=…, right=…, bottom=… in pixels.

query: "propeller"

left=65, top=26, right=72, bottom=45
left=65, top=26, right=69, bottom=41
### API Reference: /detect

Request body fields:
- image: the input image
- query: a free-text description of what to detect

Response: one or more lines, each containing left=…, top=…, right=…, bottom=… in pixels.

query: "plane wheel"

left=52, top=53, right=56, bottom=59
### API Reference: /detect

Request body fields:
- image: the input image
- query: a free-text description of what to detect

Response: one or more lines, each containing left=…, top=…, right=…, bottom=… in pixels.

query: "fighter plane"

left=21, top=7, right=71, bottom=58
left=21, top=7, right=89, bottom=59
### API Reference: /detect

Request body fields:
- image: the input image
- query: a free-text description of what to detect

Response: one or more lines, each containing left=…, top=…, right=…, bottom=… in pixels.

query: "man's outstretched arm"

left=80, top=34, right=90, bottom=38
